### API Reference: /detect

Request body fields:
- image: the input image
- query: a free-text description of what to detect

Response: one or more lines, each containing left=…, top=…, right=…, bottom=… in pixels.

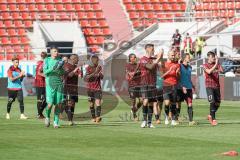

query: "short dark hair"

left=183, top=53, right=190, bottom=60
left=145, top=44, right=154, bottom=49
left=41, top=52, right=47, bottom=59
left=12, top=56, right=19, bottom=62
left=50, top=46, right=58, bottom=51
left=128, top=53, right=136, bottom=62
left=207, top=51, right=215, bottom=57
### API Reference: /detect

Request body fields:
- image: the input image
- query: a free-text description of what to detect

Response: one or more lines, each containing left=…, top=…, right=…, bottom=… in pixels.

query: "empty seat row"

left=195, top=10, right=235, bottom=18
left=0, top=0, right=99, bottom=4
left=0, top=3, right=102, bottom=11
left=86, top=36, right=105, bottom=45
left=79, top=20, right=108, bottom=27
left=125, top=3, right=186, bottom=11
left=1, top=37, right=29, bottom=44
left=195, top=2, right=240, bottom=10
left=0, top=20, right=33, bottom=28
left=82, top=28, right=111, bottom=36
left=123, top=0, right=185, bottom=3
left=0, top=29, right=26, bottom=36
left=129, top=11, right=183, bottom=19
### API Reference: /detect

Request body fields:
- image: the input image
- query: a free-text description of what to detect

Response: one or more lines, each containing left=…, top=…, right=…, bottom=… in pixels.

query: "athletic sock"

left=142, top=105, right=148, bottom=121
left=19, top=101, right=24, bottom=114
left=54, top=107, right=60, bottom=125
left=40, top=102, right=47, bottom=115
left=155, top=114, right=160, bottom=120
left=45, top=106, right=52, bottom=118
left=7, top=102, right=12, bottom=113
left=90, top=107, right=95, bottom=119
left=176, top=106, right=181, bottom=120
left=187, top=106, right=193, bottom=122
left=170, top=104, right=177, bottom=120
left=66, top=107, right=72, bottom=121
left=210, top=103, right=216, bottom=120
left=37, top=101, right=41, bottom=115
left=164, top=105, right=169, bottom=117
left=96, top=106, right=101, bottom=117
left=147, top=106, right=153, bottom=124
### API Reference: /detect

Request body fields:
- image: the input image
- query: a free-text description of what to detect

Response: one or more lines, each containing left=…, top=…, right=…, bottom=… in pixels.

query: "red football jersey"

left=203, top=63, right=221, bottom=88
left=84, top=65, right=103, bottom=91
left=125, top=63, right=141, bottom=87
left=163, top=61, right=180, bottom=86
left=35, top=60, right=45, bottom=87
left=139, top=56, right=157, bottom=86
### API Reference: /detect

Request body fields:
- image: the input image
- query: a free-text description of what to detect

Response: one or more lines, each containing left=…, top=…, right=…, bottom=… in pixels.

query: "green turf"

left=0, top=97, right=239, bottom=160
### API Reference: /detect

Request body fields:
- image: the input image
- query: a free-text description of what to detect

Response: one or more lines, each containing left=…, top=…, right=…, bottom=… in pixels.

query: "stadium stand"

left=0, top=0, right=113, bottom=60
left=122, top=0, right=187, bottom=30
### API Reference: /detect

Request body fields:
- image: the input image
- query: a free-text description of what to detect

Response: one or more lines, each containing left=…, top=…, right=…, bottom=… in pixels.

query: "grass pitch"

left=0, top=97, right=239, bottom=160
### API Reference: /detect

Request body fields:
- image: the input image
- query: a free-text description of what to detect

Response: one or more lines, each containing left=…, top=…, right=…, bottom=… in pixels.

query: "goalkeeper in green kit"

left=43, top=47, right=65, bottom=128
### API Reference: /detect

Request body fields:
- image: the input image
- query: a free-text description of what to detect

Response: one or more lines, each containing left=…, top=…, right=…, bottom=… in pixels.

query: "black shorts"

left=87, top=90, right=102, bottom=102
left=140, top=85, right=157, bottom=102
left=206, top=88, right=221, bottom=103
left=177, top=89, right=193, bottom=102
left=36, top=87, right=46, bottom=100
left=8, top=89, right=23, bottom=102
left=64, top=94, right=78, bottom=103
left=156, top=89, right=163, bottom=102
left=128, top=86, right=141, bottom=99
left=163, top=85, right=178, bottom=103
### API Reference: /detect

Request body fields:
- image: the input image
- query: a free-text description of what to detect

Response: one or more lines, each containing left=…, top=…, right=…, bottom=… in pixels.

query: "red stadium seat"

left=99, top=20, right=108, bottom=27
left=123, top=0, right=132, bottom=3
left=153, top=4, right=161, bottom=11
left=0, top=4, right=8, bottom=12
left=11, top=37, right=20, bottom=44
left=36, top=4, right=46, bottom=11
left=18, top=29, right=26, bottom=36
left=9, top=4, right=18, bottom=11
left=24, top=21, right=33, bottom=28
left=96, top=12, right=104, bottom=19
left=84, top=4, right=93, bottom=11
left=87, top=12, right=96, bottom=19
left=90, top=0, right=98, bottom=3
left=62, top=0, right=71, bottom=2
left=144, top=4, right=153, bottom=11
left=46, top=4, right=55, bottom=11
left=135, top=4, right=144, bottom=10
left=129, top=12, right=138, bottom=19
left=77, top=12, right=87, bottom=19
left=18, top=54, right=27, bottom=60
left=0, top=29, right=7, bottom=36
left=44, top=0, right=54, bottom=3
left=0, top=54, right=4, bottom=60
left=236, top=2, right=240, bottom=9
left=147, top=12, right=157, bottom=19
left=35, top=0, right=44, bottom=3
left=56, top=4, right=65, bottom=11
left=103, top=28, right=111, bottom=35
left=66, top=4, right=74, bottom=11
left=93, top=28, right=102, bottom=35
left=4, top=21, right=14, bottom=28
left=80, top=20, right=90, bottom=27
left=22, top=12, right=31, bottom=20
left=87, top=37, right=97, bottom=44
left=40, top=13, right=51, bottom=20
left=132, top=20, right=142, bottom=28
left=20, top=37, right=29, bottom=44
left=142, top=0, right=150, bottom=3
left=8, top=29, right=17, bottom=36
left=2, top=13, right=11, bottom=19
left=75, top=4, right=84, bottom=11
left=82, top=28, right=94, bottom=35
left=0, top=22, right=5, bottom=28
left=90, top=20, right=99, bottom=27
left=93, top=4, right=101, bottom=11
left=7, top=54, right=16, bottom=61
left=26, top=0, right=35, bottom=3
left=219, top=2, right=226, bottom=10
left=19, top=4, right=27, bottom=11
left=126, top=4, right=135, bottom=11
left=96, top=36, right=104, bottom=44
left=14, top=21, right=24, bottom=28
left=227, top=2, right=234, bottom=9
left=12, top=13, right=21, bottom=20
left=28, top=4, right=37, bottom=11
